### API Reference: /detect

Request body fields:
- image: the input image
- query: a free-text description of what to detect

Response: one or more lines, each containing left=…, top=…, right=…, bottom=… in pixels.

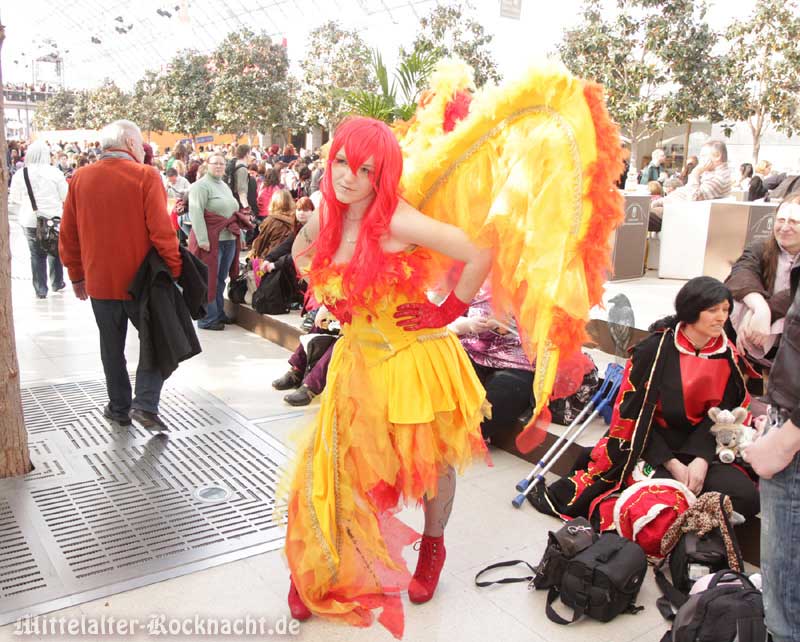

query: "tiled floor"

left=1, top=218, right=670, bottom=642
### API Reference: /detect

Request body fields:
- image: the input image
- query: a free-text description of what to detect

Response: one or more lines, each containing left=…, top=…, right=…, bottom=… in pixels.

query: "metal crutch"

left=511, top=362, right=624, bottom=508
left=513, top=362, right=623, bottom=493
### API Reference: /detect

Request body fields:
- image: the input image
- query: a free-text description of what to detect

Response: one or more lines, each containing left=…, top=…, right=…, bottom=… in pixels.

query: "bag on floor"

left=228, top=274, right=248, bottom=304
left=613, top=479, right=695, bottom=559
left=656, top=492, right=742, bottom=599
left=532, top=517, right=598, bottom=590
left=659, top=570, right=766, bottom=642
left=474, top=517, right=597, bottom=593
left=475, top=523, right=647, bottom=625
left=546, top=532, right=647, bottom=624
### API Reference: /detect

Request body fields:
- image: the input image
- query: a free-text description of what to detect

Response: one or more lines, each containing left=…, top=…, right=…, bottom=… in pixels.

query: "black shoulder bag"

left=23, top=168, right=60, bottom=257
left=474, top=517, right=597, bottom=592
left=546, top=533, right=647, bottom=624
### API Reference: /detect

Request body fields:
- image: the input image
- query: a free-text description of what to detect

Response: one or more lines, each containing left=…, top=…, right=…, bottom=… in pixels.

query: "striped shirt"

left=668, top=163, right=732, bottom=202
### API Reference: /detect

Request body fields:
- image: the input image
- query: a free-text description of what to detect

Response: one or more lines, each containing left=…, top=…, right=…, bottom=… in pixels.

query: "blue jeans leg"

left=48, top=252, right=64, bottom=289
left=24, top=227, right=48, bottom=297
left=760, top=449, right=800, bottom=642
left=198, top=239, right=236, bottom=328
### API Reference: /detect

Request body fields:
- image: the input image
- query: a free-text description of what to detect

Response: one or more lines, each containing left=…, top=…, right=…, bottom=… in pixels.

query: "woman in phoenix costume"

left=282, top=59, right=625, bottom=638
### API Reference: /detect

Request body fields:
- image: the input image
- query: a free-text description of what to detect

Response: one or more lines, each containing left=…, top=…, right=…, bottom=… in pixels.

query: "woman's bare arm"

left=291, top=211, right=320, bottom=276
left=390, top=200, right=492, bottom=303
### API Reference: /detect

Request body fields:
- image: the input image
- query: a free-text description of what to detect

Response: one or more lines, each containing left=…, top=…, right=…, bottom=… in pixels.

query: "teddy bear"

left=708, top=407, right=757, bottom=464
left=313, top=306, right=341, bottom=334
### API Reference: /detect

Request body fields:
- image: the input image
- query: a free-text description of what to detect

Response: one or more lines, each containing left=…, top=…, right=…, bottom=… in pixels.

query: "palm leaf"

left=345, top=89, right=396, bottom=123
left=371, top=49, right=395, bottom=100
left=395, top=48, right=439, bottom=104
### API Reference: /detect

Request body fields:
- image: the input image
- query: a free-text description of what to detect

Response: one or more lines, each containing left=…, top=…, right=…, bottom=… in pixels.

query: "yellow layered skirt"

left=283, top=310, right=489, bottom=638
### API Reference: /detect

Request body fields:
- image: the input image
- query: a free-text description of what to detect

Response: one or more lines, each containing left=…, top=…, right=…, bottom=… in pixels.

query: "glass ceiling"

left=2, top=1, right=760, bottom=92
left=2, top=0, right=439, bottom=89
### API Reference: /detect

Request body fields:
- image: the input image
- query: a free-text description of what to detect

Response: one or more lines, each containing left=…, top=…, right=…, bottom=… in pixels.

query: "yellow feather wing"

left=398, top=60, right=624, bottom=451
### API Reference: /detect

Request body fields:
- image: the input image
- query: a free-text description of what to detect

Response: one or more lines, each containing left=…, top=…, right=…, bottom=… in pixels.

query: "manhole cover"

left=194, top=485, right=233, bottom=503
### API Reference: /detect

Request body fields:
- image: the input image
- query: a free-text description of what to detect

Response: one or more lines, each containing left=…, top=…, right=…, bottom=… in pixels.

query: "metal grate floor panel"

left=0, top=379, right=293, bottom=625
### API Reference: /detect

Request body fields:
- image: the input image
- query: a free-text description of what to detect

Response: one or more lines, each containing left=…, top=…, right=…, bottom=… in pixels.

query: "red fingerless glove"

left=394, top=291, right=469, bottom=331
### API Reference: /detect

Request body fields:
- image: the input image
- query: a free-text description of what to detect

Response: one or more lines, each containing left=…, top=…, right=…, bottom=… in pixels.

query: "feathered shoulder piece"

left=396, top=58, right=625, bottom=452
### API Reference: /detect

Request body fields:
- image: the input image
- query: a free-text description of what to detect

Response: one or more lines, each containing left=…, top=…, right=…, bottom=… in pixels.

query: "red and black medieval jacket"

left=531, top=325, right=754, bottom=525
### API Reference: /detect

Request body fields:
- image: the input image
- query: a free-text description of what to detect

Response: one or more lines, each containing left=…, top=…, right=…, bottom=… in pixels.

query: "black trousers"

left=569, top=448, right=760, bottom=519
left=654, top=461, right=760, bottom=519
left=90, top=298, right=164, bottom=416
left=469, top=357, right=534, bottom=440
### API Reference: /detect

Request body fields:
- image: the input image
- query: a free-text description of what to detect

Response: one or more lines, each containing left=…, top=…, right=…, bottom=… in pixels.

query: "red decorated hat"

left=613, top=479, right=696, bottom=558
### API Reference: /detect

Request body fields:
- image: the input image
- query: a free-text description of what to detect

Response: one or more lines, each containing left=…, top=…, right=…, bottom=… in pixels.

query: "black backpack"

left=224, top=159, right=260, bottom=216
left=660, top=570, right=766, bottom=642
left=251, top=255, right=299, bottom=315
left=547, top=533, right=647, bottom=624
left=475, top=525, right=647, bottom=625
left=656, top=492, right=743, bottom=601
left=224, top=157, right=239, bottom=190
left=474, top=517, right=597, bottom=592
left=531, top=517, right=597, bottom=590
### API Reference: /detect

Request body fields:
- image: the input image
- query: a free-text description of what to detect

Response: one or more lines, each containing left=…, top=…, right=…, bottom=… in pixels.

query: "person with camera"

left=8, top=140, right=68, bottom=299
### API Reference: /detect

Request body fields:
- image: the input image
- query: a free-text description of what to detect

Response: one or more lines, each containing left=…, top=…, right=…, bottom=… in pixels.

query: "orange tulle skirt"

left=283, top=317, right=489, bottom=638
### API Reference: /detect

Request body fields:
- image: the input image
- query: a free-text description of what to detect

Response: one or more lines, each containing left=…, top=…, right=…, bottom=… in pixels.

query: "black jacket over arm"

left=129, top=247, right=207, bottom=379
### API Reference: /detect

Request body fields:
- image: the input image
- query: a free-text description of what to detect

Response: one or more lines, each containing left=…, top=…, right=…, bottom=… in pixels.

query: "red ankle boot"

left=288, top=577, right=312, bottom=621
left=408, top=534, right=446, bottom=604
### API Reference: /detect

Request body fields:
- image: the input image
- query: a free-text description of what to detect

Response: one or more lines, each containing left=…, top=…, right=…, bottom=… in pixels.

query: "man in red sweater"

left=59, top=120, right=182, bottom=430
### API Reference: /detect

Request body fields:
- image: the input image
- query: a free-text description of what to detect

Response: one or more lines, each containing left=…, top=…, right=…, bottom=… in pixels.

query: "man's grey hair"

left=703, top=139, right=728, bottom=163
left=99, top=120, right=142, bottom=151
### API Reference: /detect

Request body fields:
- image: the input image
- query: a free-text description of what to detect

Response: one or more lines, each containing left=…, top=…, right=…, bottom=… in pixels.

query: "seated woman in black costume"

left=533, top=276, right=760, bottom=525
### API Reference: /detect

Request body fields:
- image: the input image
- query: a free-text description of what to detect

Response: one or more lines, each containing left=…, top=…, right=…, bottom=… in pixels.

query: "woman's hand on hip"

left=395, top=291, right=469, bottom=331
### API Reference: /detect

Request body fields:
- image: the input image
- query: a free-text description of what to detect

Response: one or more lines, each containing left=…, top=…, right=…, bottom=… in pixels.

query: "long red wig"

left=310, top=117, right=404, bottom=310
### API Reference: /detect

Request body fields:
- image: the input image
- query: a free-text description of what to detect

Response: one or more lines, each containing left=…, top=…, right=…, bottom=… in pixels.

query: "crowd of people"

left=3, top=82, right=60, bottom=103
left=5, top=136, right=323, bottom=303
left=6, top=102, right=800, bottom=642
left=3, top=82, right=60, bottom=93
left=625, top=141, right=799, bottom=234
